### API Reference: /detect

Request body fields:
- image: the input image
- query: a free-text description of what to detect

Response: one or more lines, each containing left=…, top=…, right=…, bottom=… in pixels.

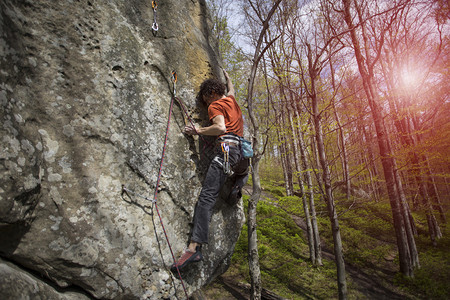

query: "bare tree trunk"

left=276, top=124, right=293, bottom=196
left=268, top=39, right=295, bottom=197
left=425, top=160, right=446, bottom=224
left=390, top=148, right=420, bottom=267
left=288, top=104, right=316, bottom=263
left=244, top=1, right=282, bottom=299
left=380, top=56, right=434, bottom=243
left=248, top=158, right=262, bottom=300
left=329, top=56, right=351, bottom=201
left=280, top=100, right=294, bottom=196
left=306, top=42, right=347, bottom=299
left=342, top=0, right=416, bottom=277
left=295, top=102, right=323, bottom=266
left=411, top=117, right=447, bottom=225
left=311, top=90, right=347, bottom=300
left=386, top=90, right=441, bottom=246
left=362, top=124, right=381, bottom=201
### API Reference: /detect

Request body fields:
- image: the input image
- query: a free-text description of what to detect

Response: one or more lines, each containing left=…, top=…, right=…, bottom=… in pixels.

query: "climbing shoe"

left=170, top=246, right=203, bottom=273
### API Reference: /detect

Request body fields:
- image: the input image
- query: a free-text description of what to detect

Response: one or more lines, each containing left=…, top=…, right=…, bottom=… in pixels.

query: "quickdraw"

left=221, top=142, right=233, bottom=176
left=152, top=0, right=159, bottom=32
left=171, top=70, right=177, bottom=97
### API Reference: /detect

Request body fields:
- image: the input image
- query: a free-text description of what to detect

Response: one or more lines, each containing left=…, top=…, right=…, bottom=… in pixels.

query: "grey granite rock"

left=0, top=1, right=245, bottom=299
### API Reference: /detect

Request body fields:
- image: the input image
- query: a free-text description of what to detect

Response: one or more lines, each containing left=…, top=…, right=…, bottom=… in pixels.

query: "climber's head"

left=199, top=79, right=226, bottom=105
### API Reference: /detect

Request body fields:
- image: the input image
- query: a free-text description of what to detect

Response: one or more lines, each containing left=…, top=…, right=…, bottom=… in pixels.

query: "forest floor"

left=199, top=184, right=421, bottom=300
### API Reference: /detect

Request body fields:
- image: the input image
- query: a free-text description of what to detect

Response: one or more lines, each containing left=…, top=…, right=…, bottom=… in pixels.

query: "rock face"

left=0, top=1, right=245, bottom=299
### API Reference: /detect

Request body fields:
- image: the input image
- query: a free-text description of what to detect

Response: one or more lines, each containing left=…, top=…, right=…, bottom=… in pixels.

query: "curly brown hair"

left=198, top=79, right=226, bottom=103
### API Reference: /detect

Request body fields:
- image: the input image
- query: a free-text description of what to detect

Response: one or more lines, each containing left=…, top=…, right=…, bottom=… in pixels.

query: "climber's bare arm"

left=184, top=115, right=226, bottom=136
left=223, top=69, right=235, bottom=98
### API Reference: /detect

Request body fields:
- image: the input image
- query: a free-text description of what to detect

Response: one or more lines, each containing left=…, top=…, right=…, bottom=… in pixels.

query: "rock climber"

left=171, top=69, right=249, bottom=272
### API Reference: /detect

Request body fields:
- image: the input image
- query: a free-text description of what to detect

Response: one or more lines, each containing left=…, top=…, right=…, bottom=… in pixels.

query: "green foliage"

left=260, top=159, right=285, bottom=182
left=230, top=185, right=340, bottom=299
left=205, top=0, right=450, bottom=297
left=394, top=223, right=450, bottom=299
left=265, top=186, right=285, bottom=198
left=278, top=196, right=304, bottom=216
left=259, top=178, right=286, bottom=197
left=228, top=179, right=449, bottom=299
left=341, top=225, right=395, bottom=268
left=339, top=202, right=395, bottom=244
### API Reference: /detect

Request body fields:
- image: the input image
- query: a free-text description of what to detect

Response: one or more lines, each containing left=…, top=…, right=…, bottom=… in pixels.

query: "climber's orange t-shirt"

left=208, top=95, right=244, bottom=137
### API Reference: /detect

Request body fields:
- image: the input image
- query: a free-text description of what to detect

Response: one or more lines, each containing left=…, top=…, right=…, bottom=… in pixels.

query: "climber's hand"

left=184, top=125, right=198, bottom=135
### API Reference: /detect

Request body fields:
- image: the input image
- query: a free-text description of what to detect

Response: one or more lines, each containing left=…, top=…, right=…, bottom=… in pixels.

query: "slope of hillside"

left=202, top=179, right=449, bottom=299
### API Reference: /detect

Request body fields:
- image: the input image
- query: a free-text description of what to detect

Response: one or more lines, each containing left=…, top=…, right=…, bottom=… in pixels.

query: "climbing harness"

left=217, top=133, right=243, bottom=175
left=122, top=72, right=189, bottom=300
left=151, top=0, right=159, bottom=33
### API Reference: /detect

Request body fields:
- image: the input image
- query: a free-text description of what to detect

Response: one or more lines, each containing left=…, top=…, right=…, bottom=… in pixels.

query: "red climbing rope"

left=148, top=73, right=190, bottom=299
left=123, top=72, right=217, bottom=299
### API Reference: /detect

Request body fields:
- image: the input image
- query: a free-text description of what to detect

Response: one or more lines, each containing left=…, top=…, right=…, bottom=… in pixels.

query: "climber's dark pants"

left=191, top=145, right=248, bottom=244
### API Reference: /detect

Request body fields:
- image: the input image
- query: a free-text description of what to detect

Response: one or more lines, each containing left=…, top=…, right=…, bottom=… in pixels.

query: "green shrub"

left=278, top=196, right=304, bottom=215
left=229, top=179, right=449, bottom=300
left=394, top=224, right=450, bottom=299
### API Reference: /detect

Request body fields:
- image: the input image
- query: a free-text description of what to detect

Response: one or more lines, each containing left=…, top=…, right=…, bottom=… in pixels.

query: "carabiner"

left=151, top=1, right=158, bottom=33
left=171, top=71, right=177, bottom=97
left=221, top=142, right=232, bottom=175
left=171, top=71, right=178, bottom=84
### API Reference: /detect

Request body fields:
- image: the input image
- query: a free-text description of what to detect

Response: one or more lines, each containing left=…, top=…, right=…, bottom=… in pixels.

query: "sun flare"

left=399, top=65, right=422, bottom=91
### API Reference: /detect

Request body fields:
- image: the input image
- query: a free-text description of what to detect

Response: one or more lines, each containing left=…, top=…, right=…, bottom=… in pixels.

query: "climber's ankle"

left=188, top=241, right=200, bottom=252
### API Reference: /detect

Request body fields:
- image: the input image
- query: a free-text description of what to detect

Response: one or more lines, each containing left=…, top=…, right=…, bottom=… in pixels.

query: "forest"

left=202, top=0, right=449, bottom=299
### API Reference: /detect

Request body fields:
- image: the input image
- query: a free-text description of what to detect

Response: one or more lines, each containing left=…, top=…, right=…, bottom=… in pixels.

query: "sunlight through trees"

left=207, top=0, right=448, bottom=298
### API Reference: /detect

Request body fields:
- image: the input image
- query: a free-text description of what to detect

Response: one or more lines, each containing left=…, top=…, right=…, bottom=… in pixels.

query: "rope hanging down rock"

left=122, top=72, right=189, bottom=299
left=122, top=69, right=223, bottom=298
